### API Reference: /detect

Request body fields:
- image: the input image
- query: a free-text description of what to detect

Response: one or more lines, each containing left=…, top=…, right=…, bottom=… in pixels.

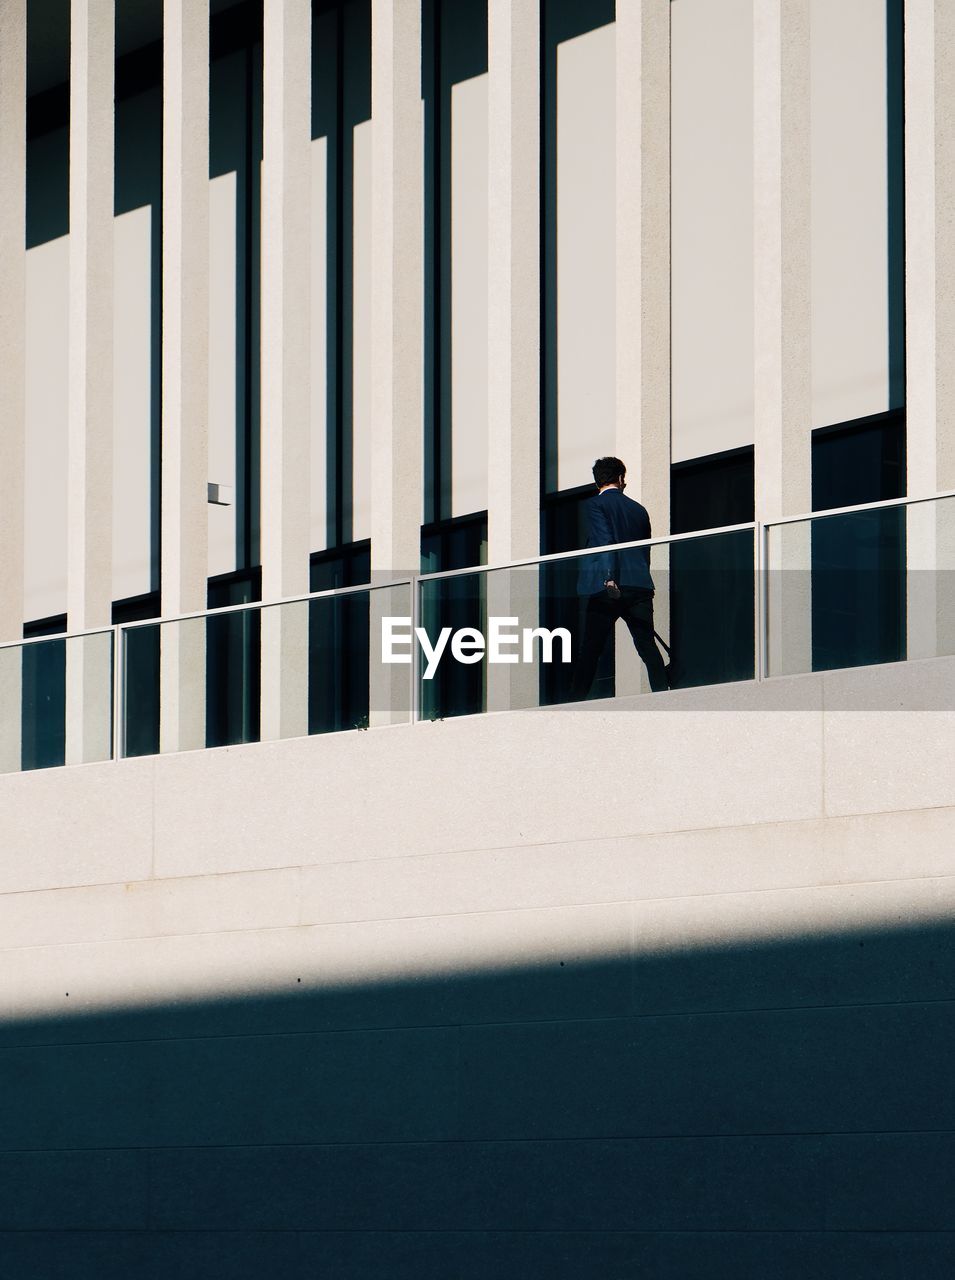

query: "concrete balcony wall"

left=0, top=658, right=954, bottom=1275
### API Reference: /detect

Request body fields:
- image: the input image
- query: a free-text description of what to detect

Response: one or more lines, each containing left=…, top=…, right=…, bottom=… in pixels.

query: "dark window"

left=308, top=540, right=371, bottom=733
left=21, top=614, right=67, bottom=771
left=419, top=513, right=487, bottom=719
left=205, top=568, right=262, bottom=749
left=670, top=447, right=755, bottom=537
left=539, top=487, right=600, bottom=703
left=114, top=592, right=160, bottom=759
left=420, top=512, right=487, bottom=576
left=810, top=409, right=906, bottom=671
left=669, top=447, right=755, bottom=688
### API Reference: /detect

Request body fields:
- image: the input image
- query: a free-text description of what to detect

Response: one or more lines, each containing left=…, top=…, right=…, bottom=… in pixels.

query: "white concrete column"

left=904, top=0, right=937, bottom=659
left=0, top=0, right=26, bottom=771
left=905, top=0, right=955, bottom=658
left=487, top=0, right=539, bottom=567
left=906, top=0, right=955, bottom=499
left=754, top=0, right=811, bottom=522
left=370, top=0, right=424, bottom=577
left=66, top=0, right=115, bottom=765
left=260, top=0, right=312, bottom=742
left=0, top=0, right=26, bottom=644
left=616, top=0, right=671, bottom=695
left=904, top=0, right=937, bottom=500
left=754, top=0, right=812, bottom=675
left=486, top=0, right=540, bottom=711
left=161, top=0, right=210, bottom=753
left=616, top=0, right=670, bottom=535
left=370, top=0, right=424, bottom=724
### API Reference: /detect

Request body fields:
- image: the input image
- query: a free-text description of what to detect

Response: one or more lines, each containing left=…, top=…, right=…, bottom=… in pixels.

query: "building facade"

left=1, top=0, right=955, bottom=1275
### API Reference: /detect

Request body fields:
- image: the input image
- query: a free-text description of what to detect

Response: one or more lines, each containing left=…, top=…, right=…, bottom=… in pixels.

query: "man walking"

left=571, top=456, right=669, bottom=699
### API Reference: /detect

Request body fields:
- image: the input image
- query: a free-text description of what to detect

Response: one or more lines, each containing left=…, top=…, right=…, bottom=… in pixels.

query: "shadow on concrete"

left=1, top=916, right=954, bottom=1277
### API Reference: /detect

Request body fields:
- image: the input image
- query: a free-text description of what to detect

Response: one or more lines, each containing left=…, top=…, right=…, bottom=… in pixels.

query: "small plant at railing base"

left=352, top=715, right=369, bottom=732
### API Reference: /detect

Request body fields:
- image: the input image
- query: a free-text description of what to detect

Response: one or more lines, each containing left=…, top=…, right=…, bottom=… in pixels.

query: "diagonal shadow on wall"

left=0, top=916, right=954, bottom=1277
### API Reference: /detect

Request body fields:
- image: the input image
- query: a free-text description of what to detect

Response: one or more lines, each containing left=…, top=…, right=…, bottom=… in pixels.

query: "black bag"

left=655, top=630, right=678, bottom=688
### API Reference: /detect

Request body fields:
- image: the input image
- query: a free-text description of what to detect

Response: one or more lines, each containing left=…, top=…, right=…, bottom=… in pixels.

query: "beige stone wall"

left=0, top=657, right=952, bottom=1009
left=0, top=658, right=953, bottom=1270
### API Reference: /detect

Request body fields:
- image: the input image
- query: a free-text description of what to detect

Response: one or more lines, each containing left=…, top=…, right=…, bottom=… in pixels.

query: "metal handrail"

left=0, top=581, right=417, bottom=651
left=416, top=520, right=758, bottom=584
left=3, top=488, right=952, bottom=773
left=764, top=487, right=955, bottom=529
left=10, top=489, right=947, bottom=648
left=0, top=622, right=114, bottom=653
left=117, top=577, right=415, bottom=633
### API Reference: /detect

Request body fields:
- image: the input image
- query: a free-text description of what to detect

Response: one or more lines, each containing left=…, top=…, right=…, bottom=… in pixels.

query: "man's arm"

left=642, top=508, right=652, bottom=572
left=587, top=500, right=618, bottom=586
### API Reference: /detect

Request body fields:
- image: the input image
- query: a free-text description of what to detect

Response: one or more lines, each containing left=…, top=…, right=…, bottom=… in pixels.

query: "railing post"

left=410, top=573, right=420, bottom=724
left=111, top=625, right=123, bottom=760
left=755, top=522, right=767, bottom=680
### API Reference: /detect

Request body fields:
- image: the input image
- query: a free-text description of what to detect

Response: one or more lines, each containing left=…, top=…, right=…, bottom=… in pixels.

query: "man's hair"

left=592, top=456, right=626, bottom=488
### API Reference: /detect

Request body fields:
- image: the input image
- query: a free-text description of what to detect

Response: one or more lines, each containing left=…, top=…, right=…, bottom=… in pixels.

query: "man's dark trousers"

left=571, top=587, right=669, bottom=699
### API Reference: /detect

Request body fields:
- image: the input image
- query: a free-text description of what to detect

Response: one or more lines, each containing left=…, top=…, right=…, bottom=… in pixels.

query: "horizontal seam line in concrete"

left=1, top=869, right=954, bottom=952
left=1, top=1223, right=952, bottom=1233
left=3, top=796, right=954, bottom=900
left=1, top=994, right=953, bottom=1052
left=0, top=1129, right=952, bottom=1154
left=4, top=798, right=954, bottom=898
left=189, top=791, right=955, bottom=863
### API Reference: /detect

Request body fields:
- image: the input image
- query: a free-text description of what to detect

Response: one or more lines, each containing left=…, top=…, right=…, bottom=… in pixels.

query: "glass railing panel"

left=120, top=582, right=413, bottom=756
left=358, top=581, right=414, bottom=730
left=64, top=629, right=115, bottom=765
left=812, top=506, right=905, bottom=672
left=308, top=589, right=372, bottom=734
left=122, top=611, right=258, bottom=755
left=207, top=606, right=260, bottom=748
left=668, top=528, right=756, bottom=688
left=765, top=517, right=812, bottom=677
left=0, top=629, right=114, bottom=774
left=20, top=634, right=66, bottom=770
left=416, top=528, right=756, bottom=717
left=418, top=572, right=486, bottom=721
left=122, top=615, right=206, bottom=755
left=311, top=581, right=414, bottom=732
left=0, top=643, right=24, bottom=773
left=764, top=498, right=955, bottom=676
left=122, top=622, right=160, bottom=758
left=904, top=495, right=955, bottom=662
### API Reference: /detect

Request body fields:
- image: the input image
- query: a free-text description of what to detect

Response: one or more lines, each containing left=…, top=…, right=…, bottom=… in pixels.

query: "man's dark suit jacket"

left=576, top=488, right=654, bottom=596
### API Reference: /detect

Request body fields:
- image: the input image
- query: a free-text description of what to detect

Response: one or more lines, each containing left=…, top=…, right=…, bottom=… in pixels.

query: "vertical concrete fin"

left=68, top=0, right=115, bottom=631
left=66, top=0, right=115, bottom=766
left=161, top=0, right=210, bottom=753
left=260, top=0, right=312, bottom=742
left=370, top=0, right=425, bottom=580
left=754, top=0, right=811, bottom=525
left=0, top=0, right=26, bottom=772
left=487, top=0, right=540, bottom=567
left=0, top=0, right=26, bottom=645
